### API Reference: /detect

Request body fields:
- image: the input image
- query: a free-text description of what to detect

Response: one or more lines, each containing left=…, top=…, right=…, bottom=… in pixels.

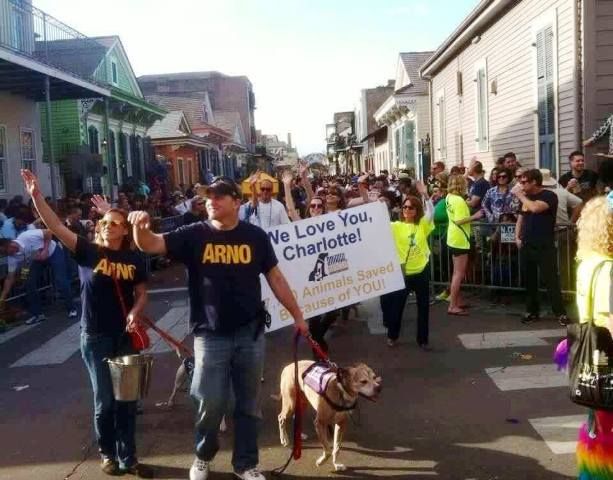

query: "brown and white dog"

left=277, top=360, right=381, bottom=471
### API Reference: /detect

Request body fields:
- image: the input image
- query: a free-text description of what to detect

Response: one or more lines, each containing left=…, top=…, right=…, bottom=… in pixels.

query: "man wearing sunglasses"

left=127, top=177, right=307, bottom=480
left=244, top=174, right=289, bottom=229
left=511, top=169, right=568, bottom=326
left=183, top=195, right=207, bottom=226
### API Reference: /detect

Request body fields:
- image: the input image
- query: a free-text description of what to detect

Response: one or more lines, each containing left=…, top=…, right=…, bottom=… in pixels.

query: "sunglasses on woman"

left=498, top=174, right=508, bottom=179
left=403, top=205, right=416, bottom=210
left=310, top=203, right=323, bottom=209
left=260, top=187, right=273, bottom=192
left=99, top=219, right=125, bottom=228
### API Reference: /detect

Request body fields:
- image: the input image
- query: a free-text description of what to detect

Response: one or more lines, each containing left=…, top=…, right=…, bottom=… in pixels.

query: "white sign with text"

left=261, top=202, right=405, bottom=332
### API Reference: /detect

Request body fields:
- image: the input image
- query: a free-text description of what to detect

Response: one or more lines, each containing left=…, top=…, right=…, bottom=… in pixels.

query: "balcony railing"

left=0, top=0, right=105, bottom=84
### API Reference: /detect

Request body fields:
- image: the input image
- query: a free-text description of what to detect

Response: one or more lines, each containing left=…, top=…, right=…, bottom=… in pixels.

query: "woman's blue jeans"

left=80, top=333, right=138, bottom=468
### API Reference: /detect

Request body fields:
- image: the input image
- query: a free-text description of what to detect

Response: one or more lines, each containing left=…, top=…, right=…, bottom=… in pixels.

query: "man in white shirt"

left=0, top=229, right=77, bottom=324
left=245, top=177, right=289, bottom=229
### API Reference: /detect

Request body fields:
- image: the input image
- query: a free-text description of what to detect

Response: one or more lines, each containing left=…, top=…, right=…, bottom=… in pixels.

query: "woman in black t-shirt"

left=20, top=170, right=151, bottom=478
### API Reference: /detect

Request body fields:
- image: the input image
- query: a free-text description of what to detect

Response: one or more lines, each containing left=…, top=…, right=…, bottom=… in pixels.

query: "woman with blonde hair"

left=445, top=174, right=482, bottom=315
left=574, top=194, right=613, bottom=479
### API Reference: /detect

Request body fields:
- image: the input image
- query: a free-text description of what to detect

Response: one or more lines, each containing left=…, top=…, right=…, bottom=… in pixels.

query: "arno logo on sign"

left=308, top=252, right=349, bottom=282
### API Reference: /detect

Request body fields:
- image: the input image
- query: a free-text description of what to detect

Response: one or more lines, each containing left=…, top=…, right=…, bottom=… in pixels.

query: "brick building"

left=138, top=72, right=256, bottom=153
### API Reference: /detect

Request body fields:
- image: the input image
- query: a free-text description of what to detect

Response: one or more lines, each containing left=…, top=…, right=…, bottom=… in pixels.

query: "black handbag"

left=568, top=260, right=613, bottom=410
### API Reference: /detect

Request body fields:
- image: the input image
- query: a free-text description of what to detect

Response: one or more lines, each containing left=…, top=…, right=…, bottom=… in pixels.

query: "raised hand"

left=91, top=194, right=111, bottom=215
left=20, top=169, right=40, bottom=196
left=415, top=180, right=427, bottom=196
left=249, top=170, right=261, bottom=187
left=282, top=170, right=293, bottom=185
left=127, top=210, right=151, bottom=230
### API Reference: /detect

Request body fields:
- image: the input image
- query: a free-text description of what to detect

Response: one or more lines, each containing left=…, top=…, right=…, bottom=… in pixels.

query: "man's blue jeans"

left=25, top=246, right=75, bottom=316
left=191, top=321, right=265, bottom=472
left=80, top=333, right=138, bottom=468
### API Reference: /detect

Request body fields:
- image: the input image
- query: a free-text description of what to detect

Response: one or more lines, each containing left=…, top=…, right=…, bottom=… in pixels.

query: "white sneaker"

left=234, top=467, right=265, bottom=480
left=68, top=309, right=78, bottom=319
left=25, top=314, right=46, bottom=325
left=189, top=458, right=210, bottom=480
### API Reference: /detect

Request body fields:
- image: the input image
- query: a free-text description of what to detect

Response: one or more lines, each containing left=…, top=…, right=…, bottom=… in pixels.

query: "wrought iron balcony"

left=0, top=0, right=105, bottom=84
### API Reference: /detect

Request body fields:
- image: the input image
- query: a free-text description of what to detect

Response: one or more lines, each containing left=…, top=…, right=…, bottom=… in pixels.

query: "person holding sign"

left=127, top=177, right=308, bottom=480
left=380, top=181, right=434, bottom=349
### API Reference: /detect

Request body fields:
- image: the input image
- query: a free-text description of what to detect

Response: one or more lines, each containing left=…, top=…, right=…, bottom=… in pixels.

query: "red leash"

left=272, top=329, right=331, bottom=475
left=140, top=316, right=193, bottom=358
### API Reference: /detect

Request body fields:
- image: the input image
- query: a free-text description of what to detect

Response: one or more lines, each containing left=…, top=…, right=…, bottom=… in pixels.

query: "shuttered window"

left=436, top=92, right=446, bottom=159
left=0, top=126, right=6, bottom=192
left=404, top=120, right=416, bottom=169
left=536, top=26, right=556, bottom=175
left=475, top=59, right=489, bottom=152
left=88, top=126, right=99, bottom=154
left=177, top=158, right=185, bottom=186
left=395, top=128, right=401, bottom=166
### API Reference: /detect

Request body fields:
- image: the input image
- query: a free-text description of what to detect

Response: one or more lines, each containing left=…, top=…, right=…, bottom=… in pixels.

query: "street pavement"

left=0, top=265, right=580, bottom=479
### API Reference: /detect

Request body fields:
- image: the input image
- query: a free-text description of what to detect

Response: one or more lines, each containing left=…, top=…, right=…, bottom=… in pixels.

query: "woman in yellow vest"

left=445, top=174, right=483, bottom=315
left=574, top=194, right=613, bottom=479
left=380, top=181, right=434, bottom=350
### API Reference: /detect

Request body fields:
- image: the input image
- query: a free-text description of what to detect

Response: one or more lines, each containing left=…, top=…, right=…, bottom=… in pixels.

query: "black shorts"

left=449, top=247, right=470, bottom=257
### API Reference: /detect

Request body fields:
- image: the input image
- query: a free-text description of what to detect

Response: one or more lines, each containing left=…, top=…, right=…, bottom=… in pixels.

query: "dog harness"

left=302, top=362, right=357, bottom=411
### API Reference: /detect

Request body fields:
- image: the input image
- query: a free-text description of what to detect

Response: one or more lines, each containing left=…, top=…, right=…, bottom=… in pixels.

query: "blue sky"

left=35, top=0, right=478, bottom=155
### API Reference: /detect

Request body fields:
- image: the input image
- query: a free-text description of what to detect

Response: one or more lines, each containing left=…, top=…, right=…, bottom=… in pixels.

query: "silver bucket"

left=106, top=354, right=154, bottom=401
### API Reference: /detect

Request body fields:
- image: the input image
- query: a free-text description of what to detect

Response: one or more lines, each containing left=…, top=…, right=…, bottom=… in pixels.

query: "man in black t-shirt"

left=512, top=169, right=568, bottom=326
left=128, top=177, right=307, bottom=480
left=559, top=151, right=599, bottom=201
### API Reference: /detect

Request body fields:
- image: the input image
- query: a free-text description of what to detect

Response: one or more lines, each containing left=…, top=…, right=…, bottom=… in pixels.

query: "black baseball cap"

left=206, top=177, right=241, bottom=199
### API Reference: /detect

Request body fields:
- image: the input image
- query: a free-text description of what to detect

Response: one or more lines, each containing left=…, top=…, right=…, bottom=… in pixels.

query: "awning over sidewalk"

left=0, top=51, right=109, bottom=101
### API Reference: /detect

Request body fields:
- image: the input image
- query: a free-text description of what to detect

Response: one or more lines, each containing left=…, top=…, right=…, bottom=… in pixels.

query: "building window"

left=111, top=60, right=119, bottom=85
left=202, top=105, right=209, bottom=123
left=536, top=25, right=557, bottom=175
left=475, top=59, right=489, bottom=152
left=436, top=91, right=447, bottom=159
left=177, top=158, right=185, bottom=186
left=404, top=120, right=416, bottom=169
left=20, top=128, right=35, bottom=172
left=394, top=129, right=401, bottom=166
left=187, top=158, right=193, bottom=185
left=108, top=131, right=117, bottom=185
left=0, top=126, right=6, bottom=191
left=88, top=126, right=100, bottom=154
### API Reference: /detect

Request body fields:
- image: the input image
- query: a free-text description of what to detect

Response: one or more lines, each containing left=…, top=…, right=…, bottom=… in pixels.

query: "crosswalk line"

left=459, top=329, right=565, bottom=350
left=529, top=415, right=584, bottom=454
left=148, top=307, right=189, bottom=354
left=0, top=323, right=37, bottom=345
left=11, top=323, right=81, bottom=368
left=485, top=364, right=568, bottom=391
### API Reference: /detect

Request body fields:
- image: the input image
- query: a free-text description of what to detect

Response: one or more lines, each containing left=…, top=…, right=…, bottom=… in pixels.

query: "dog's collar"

left=321, top=392, right=357, bottom=412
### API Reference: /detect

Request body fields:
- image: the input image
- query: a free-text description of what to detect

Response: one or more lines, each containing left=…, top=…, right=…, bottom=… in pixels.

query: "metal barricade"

left=429, top=222, right=577, bottom=295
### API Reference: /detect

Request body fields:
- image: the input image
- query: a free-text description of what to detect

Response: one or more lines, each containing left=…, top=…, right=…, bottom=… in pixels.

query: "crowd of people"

left=2, top=148, right=612, bottom=479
